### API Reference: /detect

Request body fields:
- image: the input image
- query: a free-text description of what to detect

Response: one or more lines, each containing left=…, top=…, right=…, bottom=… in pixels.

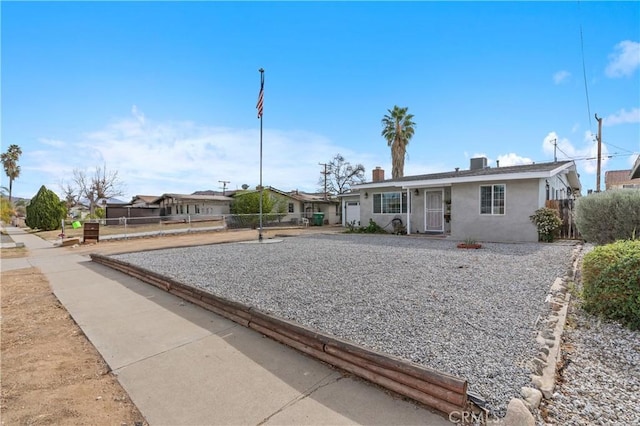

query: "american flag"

left=256, top=79, right=264, bottom=119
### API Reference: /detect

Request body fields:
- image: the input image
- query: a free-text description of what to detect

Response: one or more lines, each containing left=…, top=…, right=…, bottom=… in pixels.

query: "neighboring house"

left=272, top=187, right=340, bottom=224
left=154, top=193, right=233, bottom=219
left=352, top=157, right=582, bottom=243
left=232, top=186, right=340, bottom=225
left=69, top=202, right=90, bottom=220
left=130, top=195, right=161, bottom=207
left=105, top=195, right=161, bottom=224
left=605, top=169, right=640, bottom=189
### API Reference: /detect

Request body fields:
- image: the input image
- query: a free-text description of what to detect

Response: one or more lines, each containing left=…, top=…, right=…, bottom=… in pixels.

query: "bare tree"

left=58, top=180, right=79, bottom=210
left=318, top=154, right=366, bottom=195
left=72, top=165, right=125, bottom=216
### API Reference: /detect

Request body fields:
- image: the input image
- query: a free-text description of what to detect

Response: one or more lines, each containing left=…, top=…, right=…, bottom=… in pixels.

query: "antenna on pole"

left=218, top=180, right=230, bottom=196
left=551, top=138, right=558, bottom=162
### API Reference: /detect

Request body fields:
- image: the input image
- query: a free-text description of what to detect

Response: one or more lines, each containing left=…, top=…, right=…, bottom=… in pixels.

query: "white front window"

left=373, top=192, right=408, bottom=214
left=480, top=184, right=505, bottom=215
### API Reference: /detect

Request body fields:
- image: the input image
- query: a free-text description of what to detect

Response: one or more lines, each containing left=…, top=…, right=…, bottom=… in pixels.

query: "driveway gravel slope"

left=112, top=234, right=575, bottom=416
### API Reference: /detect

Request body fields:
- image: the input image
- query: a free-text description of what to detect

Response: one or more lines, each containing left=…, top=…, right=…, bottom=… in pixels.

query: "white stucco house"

left=344, top=157, right=582, bottom=243
left=154, top=193, right=233, bottom=219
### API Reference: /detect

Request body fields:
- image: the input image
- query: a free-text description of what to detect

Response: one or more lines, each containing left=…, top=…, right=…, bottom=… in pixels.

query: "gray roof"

left=386, top=160, right=574, bottom=183
left=155, top=193, right=233, bottom=202
left=354, top=160, right=580, bottom=190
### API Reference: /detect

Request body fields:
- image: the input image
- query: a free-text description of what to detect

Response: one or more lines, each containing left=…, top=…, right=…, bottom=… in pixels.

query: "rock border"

left=501, top=243, right=582, bottom=425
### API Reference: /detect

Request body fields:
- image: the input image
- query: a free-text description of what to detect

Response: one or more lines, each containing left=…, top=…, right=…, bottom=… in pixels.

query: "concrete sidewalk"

left=2, top=226, right=450, bottom=426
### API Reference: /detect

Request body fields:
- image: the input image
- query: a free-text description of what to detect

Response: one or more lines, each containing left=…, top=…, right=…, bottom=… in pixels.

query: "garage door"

left=345, top=202, right=360, bottom=226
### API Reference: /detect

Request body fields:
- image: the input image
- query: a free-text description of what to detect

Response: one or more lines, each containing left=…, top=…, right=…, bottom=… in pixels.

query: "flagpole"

left=258, top=68, right=264, bottom=242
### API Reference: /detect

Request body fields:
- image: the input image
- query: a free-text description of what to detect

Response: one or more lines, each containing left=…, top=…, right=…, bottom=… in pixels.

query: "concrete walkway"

left=1, top=226, right=451, bottom=426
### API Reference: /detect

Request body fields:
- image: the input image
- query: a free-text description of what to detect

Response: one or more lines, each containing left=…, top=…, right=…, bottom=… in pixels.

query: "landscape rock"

left=502, top=398, right=534, bottom=426
left=520, top=387, right=542, bottom=409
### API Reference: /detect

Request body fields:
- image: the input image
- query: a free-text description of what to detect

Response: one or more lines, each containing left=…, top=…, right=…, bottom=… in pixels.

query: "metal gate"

left=425, top=191, right=444, bottom=232
left=545, top=200, right=581, bottom=240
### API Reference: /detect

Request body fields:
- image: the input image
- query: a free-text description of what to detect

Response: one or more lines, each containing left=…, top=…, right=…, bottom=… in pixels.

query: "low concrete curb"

left=91, top=253, right=471, bottom=419
left=1, top=241, right=25, bottom=249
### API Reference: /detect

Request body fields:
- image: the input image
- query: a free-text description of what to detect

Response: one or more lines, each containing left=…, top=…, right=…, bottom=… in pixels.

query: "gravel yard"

left=111, top=233, right=575, bottom=417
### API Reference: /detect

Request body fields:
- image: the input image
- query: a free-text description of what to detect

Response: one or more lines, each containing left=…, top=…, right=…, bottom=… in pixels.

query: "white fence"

left=69, top=213, right=321, bottom=240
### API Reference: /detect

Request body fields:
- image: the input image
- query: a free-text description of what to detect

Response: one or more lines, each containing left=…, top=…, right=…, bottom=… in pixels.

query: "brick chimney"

left=372, top=166, right=385, bottom=182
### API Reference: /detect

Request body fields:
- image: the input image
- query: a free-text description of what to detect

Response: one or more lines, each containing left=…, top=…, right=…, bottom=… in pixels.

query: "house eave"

left=631, top=156, right=640, bottom=179
left=356, top=162, right=580, bottom=190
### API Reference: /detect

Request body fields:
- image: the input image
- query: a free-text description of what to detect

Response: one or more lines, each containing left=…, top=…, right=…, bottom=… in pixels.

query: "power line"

left=604, top=141, right=637, bottom=154
left=578, top=1, right=594, bottom=132
left=555, top=144, right=572, bottom=160
left=573, top=152, right=636, bottom=161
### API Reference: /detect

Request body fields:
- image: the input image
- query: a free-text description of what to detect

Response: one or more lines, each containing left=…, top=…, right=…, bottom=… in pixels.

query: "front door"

left=425, top=191, right=444, bottom=232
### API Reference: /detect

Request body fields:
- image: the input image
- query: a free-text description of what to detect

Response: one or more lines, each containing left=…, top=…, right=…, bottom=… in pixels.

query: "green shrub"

left=530, top=207, right=562, bottom=242
left=1, top=196, right=14, bottom=223
left=25, top=185, right=67, bottom=231
left=88, top=207, right=105, bottom=219
left=582, top=240, right=640, bottom=330
left=575, top=190, right=640, bottom=244
left=344, top=218, right=387, bottom=234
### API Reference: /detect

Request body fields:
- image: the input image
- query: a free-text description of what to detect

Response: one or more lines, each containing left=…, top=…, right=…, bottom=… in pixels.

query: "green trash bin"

left=313, top=212, right=325, bottom=226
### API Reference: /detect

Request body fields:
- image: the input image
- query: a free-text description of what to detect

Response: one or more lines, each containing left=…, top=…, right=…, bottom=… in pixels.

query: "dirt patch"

left=0, top=226, right=341, bottom=424
left=1, top=247, right=28, bottom=259
left=0, top=267, right=147, bottom=425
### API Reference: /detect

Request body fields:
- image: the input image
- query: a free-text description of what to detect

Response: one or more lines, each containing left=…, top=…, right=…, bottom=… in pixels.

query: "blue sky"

left=2, top=1, right=639, bottom=201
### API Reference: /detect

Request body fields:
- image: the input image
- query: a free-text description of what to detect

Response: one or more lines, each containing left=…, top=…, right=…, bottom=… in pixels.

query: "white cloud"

left=496, top=153, right=533, bottom=166
left=603, top=107, right=640, bottom=126
left=462, top=152, right=532, bottom=168
left=571, top=123, right=580, bottom=133
left=553, top=70, right=571, bottom=84
left=542, top=131, right=609, bottom=174
left=28, top=107, right=371, bottom=200
left=38, top=138, right=67, bottom=148
left=605, top=40, right=640, bottom=78
left=629, top=154, right=639, bottom=168
left=131, top=105, right=146, bottom=124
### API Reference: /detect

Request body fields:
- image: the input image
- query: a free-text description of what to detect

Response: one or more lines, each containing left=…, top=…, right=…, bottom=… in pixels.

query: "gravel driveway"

left=111, top=233, right=575, bottom=416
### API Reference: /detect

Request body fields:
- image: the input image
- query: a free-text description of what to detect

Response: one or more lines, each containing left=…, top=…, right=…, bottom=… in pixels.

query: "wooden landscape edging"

left=90, top=253, right=470, bottom=418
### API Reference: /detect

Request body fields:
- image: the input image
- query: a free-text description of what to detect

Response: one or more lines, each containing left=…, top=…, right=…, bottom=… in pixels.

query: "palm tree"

left=1, top=144, right=23, bottom=203
left=381, top=106, right=416, bottom=179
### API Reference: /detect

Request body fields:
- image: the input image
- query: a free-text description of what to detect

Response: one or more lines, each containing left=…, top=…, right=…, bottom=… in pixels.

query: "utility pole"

left=595, top=113, right=603, bottom=192
left=218, top=180, right=230, bottom=196
left=319, top=162, right=329, bottom=200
